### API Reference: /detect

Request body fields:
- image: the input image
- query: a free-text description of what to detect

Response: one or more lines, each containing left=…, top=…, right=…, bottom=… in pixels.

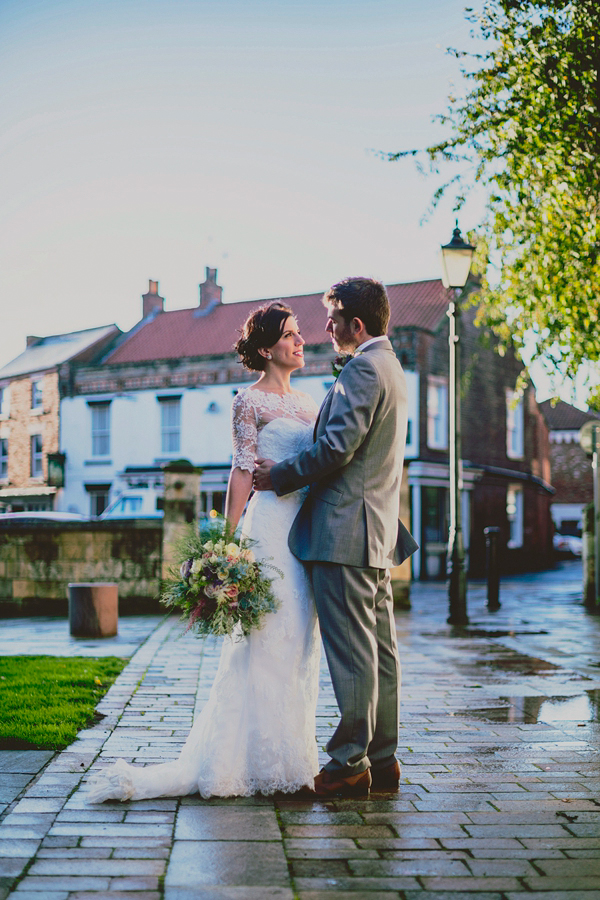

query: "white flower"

left=225, top=542, right=240, bottom=558
left=191, top=559, right=203, bottom=575
left=203, top=540, right=214, bottom=552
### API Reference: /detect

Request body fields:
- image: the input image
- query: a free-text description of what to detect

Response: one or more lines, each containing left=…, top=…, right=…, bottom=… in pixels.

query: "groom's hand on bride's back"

left=253, top=458, right=276, bottom=491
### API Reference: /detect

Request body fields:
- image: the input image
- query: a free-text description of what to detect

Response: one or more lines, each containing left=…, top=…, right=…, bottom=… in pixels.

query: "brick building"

left=394, top=298, right=552, bottom=578
left=0, top=326, right=120, bottom=512
left=58, top=269, right=552, bottom=578
left=539, top=399, right=600, bottom=536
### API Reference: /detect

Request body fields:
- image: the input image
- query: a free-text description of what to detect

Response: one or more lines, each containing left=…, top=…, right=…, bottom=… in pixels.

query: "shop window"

left=200, top=490, right=225, bottom=519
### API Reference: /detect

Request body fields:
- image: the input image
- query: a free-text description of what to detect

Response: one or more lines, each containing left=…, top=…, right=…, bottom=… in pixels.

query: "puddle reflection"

left=460, top=689, right=600, bottom=724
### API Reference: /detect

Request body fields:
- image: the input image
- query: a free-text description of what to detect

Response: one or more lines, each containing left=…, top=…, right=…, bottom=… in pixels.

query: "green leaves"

left=391, top=0, right=600, bottom=380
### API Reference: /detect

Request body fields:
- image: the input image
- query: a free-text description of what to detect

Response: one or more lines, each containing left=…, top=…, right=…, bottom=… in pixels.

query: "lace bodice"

left=231, top=387, right=319, bottom=472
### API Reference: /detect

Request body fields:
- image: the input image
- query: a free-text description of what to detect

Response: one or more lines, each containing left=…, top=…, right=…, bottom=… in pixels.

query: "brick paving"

left=1, top=560, right=599, bottom=899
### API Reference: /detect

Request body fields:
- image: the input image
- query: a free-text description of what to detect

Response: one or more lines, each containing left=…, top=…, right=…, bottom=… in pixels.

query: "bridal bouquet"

left=161, top=519, right=281, bottom=638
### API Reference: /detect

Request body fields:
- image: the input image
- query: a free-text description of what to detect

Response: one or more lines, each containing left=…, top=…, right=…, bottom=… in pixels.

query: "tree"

left=388, top=0, right=600, bottom=394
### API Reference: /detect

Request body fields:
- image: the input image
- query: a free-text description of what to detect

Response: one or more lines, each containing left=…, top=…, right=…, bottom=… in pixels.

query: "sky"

left=0, top=0, right=493, bottom=359
left=7, top=0, right=585, bottom=409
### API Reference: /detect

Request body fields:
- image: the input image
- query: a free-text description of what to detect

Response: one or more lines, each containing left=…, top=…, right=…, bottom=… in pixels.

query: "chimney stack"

left=199, top=267, right=223, bottom=311
left=26, top=336, right=42, bottom=348
left=142, top=280, right=164, bottom=318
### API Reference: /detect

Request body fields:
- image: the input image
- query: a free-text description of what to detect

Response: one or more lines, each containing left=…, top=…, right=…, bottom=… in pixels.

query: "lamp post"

left=440, top=224, right=475, bottom=625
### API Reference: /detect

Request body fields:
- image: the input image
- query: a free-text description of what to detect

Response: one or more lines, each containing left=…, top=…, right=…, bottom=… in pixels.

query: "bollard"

left=68, top=582, right=118, bottom=638
left=484, top=527, right=501, bottom=610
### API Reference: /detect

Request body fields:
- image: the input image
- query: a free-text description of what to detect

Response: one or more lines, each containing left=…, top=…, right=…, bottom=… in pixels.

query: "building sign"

left=47, top=453, right=66, bottom=488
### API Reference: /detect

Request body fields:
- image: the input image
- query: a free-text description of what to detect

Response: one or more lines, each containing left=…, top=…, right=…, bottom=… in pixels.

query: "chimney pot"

left=26, top=336, right=42, bottom=348
left=199, top=267, right=223, bottom=311
left=142, top=280, right=164, bottom=319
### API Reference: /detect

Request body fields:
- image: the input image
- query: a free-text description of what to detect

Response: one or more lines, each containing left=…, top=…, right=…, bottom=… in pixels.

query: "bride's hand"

left=253, top=458, right=275, bottom=491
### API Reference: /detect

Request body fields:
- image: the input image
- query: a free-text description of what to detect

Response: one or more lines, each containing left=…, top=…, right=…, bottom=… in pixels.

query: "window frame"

left=89, top=402, right=111, bottom=457
left=158, top=395, right=182, bottom=455
left=85, top=482, right=111, bottom=517
left=0, top=437, right=7, bottom=479
left=427, top=376, right=448, bottom=450
left=506, top=389, right=525, bottom=459
left=31, top=379, right=43, bottom=410
left=506, top=483, right=524, bottom=548
left=30, top=434, right=43, bottom=478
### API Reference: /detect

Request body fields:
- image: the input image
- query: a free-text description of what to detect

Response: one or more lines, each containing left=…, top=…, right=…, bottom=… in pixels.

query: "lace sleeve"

left=231, top=391, right=258, bottom=473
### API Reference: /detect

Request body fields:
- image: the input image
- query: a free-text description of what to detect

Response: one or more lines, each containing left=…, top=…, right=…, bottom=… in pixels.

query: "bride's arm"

left=224, top=467, right=253, bottom=530
left=225, top=391, right=258, bottom=530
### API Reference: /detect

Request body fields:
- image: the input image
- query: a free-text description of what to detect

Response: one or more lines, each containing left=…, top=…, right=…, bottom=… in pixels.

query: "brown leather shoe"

left=313, top=767, right=371, bottom=797
left=370, top=760, right=401, bottom=792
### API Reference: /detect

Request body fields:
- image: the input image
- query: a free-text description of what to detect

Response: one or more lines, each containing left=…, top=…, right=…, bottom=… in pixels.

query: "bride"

left=87, top=302, right=321, bottom=802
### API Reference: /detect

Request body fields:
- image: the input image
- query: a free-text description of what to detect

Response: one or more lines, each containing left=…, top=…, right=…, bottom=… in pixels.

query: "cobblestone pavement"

left=0, top=616, right=164, bottom=659
left=1, top=560, right=599, bottom=899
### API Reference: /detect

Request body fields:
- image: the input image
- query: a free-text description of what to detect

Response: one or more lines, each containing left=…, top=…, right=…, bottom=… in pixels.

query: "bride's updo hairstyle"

left=235, top=302, right=294, bottom=371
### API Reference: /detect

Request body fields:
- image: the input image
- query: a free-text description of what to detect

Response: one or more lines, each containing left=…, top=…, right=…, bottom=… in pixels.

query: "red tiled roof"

left=105, top=279, right=451, bottom=365
left=539, top=399, right=600, bottom=431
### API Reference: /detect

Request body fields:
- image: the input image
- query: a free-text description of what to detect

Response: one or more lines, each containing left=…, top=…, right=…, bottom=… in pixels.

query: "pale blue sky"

left=1, top=0, right=487, bottom=368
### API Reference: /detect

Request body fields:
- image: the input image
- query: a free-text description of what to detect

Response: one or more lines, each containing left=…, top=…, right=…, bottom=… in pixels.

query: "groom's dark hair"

left=323, top=277, right=390, bottom=336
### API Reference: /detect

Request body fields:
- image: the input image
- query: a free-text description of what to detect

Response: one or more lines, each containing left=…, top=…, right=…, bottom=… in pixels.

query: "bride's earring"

left=266, top=353, right=272, bottom=359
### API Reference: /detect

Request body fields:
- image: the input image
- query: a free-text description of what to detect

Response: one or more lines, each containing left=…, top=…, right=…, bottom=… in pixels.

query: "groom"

left=253, top=276, right=417, bottom=796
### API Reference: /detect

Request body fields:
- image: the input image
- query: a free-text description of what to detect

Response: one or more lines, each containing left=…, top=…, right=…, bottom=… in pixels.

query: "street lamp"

left=440, top=224, right=475, bottom=625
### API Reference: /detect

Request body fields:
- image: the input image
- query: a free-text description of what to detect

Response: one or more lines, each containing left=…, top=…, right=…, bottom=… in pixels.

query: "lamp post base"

left=447, top=556, right=468, bottom=625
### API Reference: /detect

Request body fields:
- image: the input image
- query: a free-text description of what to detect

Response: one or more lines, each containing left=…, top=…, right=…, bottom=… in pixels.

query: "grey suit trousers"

left=309, top=561, right=401, bottom=775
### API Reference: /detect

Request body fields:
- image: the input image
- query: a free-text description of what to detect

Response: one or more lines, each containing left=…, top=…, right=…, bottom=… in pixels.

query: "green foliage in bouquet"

left=161, top=517, right=282, bottom=638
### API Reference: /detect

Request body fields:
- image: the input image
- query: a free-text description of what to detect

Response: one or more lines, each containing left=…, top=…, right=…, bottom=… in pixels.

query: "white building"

left=59, top=374, right=339, bottom=516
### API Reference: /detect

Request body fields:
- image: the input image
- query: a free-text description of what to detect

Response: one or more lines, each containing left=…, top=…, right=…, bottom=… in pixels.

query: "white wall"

left=59, top=375, right=329, bottom=513
left=59, top=369, right=419, bottom=515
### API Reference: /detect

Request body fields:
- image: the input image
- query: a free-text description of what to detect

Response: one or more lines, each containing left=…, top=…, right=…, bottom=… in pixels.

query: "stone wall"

left=0, top=519, right=162, bottom=616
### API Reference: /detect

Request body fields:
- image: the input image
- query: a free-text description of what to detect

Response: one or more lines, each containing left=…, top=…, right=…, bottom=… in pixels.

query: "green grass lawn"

left=0, top=656, right=128, bottom=750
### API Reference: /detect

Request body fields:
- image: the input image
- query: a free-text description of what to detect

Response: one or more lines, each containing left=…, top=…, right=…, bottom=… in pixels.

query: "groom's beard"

left=332, top=334, right=358, bottom=355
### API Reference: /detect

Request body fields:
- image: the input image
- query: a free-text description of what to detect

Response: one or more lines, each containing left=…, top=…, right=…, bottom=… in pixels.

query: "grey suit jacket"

left=270, top=339, right=418, bottom=568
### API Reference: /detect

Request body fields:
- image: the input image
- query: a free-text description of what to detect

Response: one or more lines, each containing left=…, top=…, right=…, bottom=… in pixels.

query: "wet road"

left=0, top=560, right=599, bottom=898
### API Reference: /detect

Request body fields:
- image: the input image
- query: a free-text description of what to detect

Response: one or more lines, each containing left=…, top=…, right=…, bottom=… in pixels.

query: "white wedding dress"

left=87, top=387, right=321, bottom=801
